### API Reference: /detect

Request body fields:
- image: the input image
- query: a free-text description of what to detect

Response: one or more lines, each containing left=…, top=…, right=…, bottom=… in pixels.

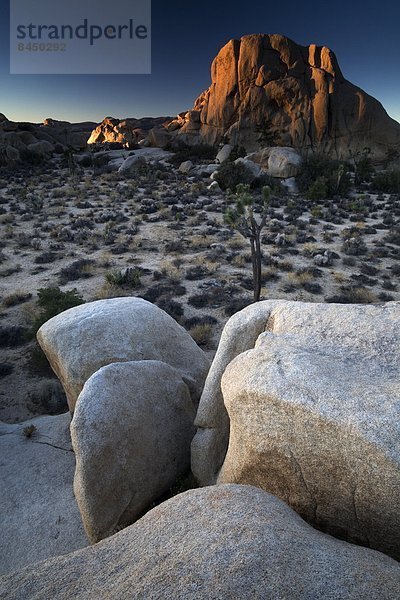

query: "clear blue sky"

left=0, top=0, right=399, bottom=124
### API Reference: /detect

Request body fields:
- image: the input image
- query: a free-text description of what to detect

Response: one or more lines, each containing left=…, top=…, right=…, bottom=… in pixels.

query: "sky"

left=0, top=0, right=399, bottom=124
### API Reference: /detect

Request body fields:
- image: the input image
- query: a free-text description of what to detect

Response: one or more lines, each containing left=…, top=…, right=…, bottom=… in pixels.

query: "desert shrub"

left=372, top=169, right=400, bottom=193
left=169, top=142, right=216, bottom=165
left=184, top=315, right=218, bottom=329
left=307, top=177, right=329, bottom=200
left=188, top=323, right=213, bottom=346
left=214, top=162, right=255, bottom=191
left=0, top=363, right=14, bottom=378
left=224, top=296, right=253, bottom=316
left=228, top=145, right=247, bottom=162
left=59, top=259, right=95, bottom=284
left=105, top=268, right=141, bottom=288
left=2, top=292, right=32, bottom=307
left=143, top=282, right=186, bottom=302
left=297, top=155, right=351, bottom=198
left=326, top=286, right=378, bottom=304
left=185, top=265, right=211, bottom=280
left=156, top=297, right=184, bottom=320
left=32, top=287, right=85, bottom=333
left=0, top=325, right=28, bottom=347
left=34, top=251, right=58, bottom=264
left=355, top=153, right=374, bottom=184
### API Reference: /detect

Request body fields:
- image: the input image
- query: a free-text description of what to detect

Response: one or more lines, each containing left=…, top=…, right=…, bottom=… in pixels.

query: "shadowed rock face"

left=169, top=33, right=400, bottom=160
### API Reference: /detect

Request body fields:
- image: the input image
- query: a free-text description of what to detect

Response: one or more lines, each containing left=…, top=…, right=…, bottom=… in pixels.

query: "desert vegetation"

left=0, top=148, right=399, bottom=422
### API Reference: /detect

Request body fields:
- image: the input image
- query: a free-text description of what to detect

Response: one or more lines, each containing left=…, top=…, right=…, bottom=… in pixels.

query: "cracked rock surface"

left=193, top=300, right=400, bottom=560
left=1, top=485, right=400, bottom=600
left=0, top=413, right=87, bottom=575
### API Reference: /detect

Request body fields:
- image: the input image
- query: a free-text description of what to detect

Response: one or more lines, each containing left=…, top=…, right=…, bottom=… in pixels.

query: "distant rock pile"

left=0, top=114, right=95, bottom=166
left=168, top=34, right=400, bottom=160
left=87, top=116, right=172, bottom=148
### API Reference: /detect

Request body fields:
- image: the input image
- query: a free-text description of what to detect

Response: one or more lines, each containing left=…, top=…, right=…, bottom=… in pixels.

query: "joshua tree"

left=224, top=184, right=271, bottom=302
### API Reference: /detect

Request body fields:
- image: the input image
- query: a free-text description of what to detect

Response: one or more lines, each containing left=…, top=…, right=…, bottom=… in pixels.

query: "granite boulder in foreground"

left=1, top=485, right=399, bottom=600
left=192, top=300, right=400, bottom=560
left=37, top=297, right=210, bottom=412
left=71, top=360, right=196, bottom=543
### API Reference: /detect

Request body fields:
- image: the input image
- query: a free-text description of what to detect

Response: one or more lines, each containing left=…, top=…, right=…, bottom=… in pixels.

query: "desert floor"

left=0, top=151, right=399, bottom=422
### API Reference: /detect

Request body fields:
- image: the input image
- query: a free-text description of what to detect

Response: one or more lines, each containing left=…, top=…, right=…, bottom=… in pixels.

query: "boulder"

left=234, top=156, right=262, bottom=179
left=0, top=413, right=87, bottom=576
left=4, top=146, right=20, bottom=162
left=266, top=147, right=302, bottom=177
left=169, top=34, right=400, bottom=160
left=37, top=297, right=210, bottom=412
left=192, top=300, right=400, bottom=560
left=1, top=485, right=399, bottom=599
left=17, top=131, right=38, bottom=146
left=216, top=143, right=234, bottom=163
left=148, top=126, right=171, bottom=149
left=117, top=154, right=144, bottom=173
left=193, top=163, right=219, bottom=176
left=281, top=176, right=298, bottom=193
left=71, top=360, right=196, bottom=543
left=208, top=181, right=222, bottom=192
left=178, top=160, right=193, bottom=173
left=27, top=140, right=54, bottom=156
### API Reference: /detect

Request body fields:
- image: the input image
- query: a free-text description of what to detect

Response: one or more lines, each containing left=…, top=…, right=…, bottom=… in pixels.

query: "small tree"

left=224, top=184, right=271, bottom=302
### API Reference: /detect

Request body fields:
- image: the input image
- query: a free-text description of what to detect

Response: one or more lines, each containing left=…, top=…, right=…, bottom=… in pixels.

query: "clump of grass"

left=2, top=292, right=32, bottom=308
left=188, top=323, right=213, bottom=347
left=22, top=424, right=37, bottom=438
left=326, top=286, right=378, bottom=304
left=105, top=268, right=141, bottom=288
left=59, top=259, right=95, bottom=285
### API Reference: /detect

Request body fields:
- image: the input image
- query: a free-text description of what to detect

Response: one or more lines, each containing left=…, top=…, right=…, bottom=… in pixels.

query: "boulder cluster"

left=87, top=116, right=172, bottom=148
left=1, top=298, right=399, bottom=598
left=0, top=114, right=94, bottom=165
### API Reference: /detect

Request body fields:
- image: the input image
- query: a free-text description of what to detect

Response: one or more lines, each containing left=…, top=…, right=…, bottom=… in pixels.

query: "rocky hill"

left=168, top=33, right=400, bottom=160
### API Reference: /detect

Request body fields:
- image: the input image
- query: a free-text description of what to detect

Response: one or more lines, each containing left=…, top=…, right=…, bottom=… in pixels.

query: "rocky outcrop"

left=168, top=34, right=400, bottom=160
left=87, top=116, right=172, bottom=148
left=71, top=360, right=196, bottom=543
left=0, top=115, right=95, bottom=165
left=37, top=297, right=210, bottom=412
left=0, top=413, right=87, bottom=575
left=41, top=118, right=95, bottom=149
left=1, top=485, right=399, bottom=599
left=192, top=300, right=400, bottom=560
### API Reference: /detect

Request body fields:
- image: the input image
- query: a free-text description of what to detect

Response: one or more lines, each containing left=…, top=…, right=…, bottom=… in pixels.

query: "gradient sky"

left=0, top=0, right=399, bottom=124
